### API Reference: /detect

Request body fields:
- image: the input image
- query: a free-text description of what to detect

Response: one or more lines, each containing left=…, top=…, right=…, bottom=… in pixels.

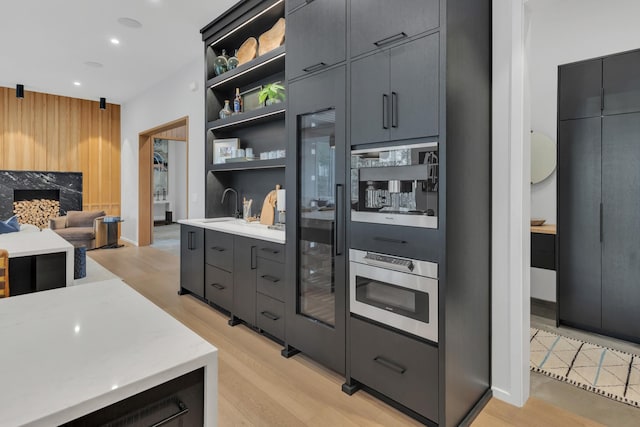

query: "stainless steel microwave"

left=350, top=142, right=438, bottom=228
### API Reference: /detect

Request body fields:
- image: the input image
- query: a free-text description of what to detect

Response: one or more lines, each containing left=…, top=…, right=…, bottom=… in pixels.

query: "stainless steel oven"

left=351, top=141, right=439, bottom=228
left=349, top=249, right=438, bottom=342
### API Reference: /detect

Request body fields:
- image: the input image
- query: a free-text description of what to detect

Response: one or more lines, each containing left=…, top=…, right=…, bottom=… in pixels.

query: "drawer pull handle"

left=261, top=311, right=280, bottom=321
left=373, top=237, right=407, bottom=244
left=150, top=400, right=189, bottom=427
left=374, top=32, right=408, bottom=47
left=210, top=246, right=226, bottom=252
left=260, top=247, right=280, bottom=255
left=303, top=62, right=327, bottom=73
left=261, top=274, right=280, bottom=283
left=210, top=283, right=226, bottom=290
left=373, top=356, right=406, bottom=374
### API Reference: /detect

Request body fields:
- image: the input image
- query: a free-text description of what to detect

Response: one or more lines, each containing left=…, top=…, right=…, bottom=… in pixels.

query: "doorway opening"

left=138, top=117, right=188, bottom=247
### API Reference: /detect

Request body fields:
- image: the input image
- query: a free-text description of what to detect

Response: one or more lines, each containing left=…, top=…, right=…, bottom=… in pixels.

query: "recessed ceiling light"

left=117, top=17, right=143, bottom=29
left=84, top=61, right=104, bottom=68
left=73, top=81, right=81, bottom=86
left=110, top=38, right=120, bottom=45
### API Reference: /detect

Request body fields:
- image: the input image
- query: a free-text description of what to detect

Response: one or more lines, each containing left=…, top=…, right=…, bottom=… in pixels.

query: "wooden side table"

left=103, top=217, right=124, bottom=249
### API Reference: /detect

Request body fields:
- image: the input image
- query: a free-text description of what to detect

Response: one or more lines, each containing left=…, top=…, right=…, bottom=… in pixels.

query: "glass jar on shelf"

left=219, top=100, right=232, bottom=119
left=213, top=49, right=229, bottom=76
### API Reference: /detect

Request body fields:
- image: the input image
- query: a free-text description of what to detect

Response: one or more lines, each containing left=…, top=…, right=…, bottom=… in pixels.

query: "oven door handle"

left=373, top=356, right=406, bottom=374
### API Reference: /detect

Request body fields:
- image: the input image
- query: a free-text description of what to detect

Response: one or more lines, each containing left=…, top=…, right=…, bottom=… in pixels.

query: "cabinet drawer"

left=257, top=258, right=286, bottom=301
left=531, top=233, right=556, bottom=270
left=205, top=230, right=234, bottom=272
left=205, top=264, right=233, bottom=312
left=256, top=293, right=285, bottom=341
left=350, top=221, right=440, bottom=262
left=256, top=241, right=285, bottom=263
left=350, top=317, right=439, bottom=422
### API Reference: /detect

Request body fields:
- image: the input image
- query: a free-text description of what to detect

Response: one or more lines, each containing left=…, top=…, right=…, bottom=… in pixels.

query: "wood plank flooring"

left=89, top=245, right=601, bottom=426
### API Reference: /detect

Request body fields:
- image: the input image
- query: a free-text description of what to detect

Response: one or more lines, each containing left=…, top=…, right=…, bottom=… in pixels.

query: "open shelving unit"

left=202, top=0, right=287, bottom=219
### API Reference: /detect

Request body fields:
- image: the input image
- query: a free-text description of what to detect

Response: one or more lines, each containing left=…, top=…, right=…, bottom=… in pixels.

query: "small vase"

left=213, top=49, right=229, bottom=76
left=219, top=100, right=233, bottom=119
left=227, top=49, right=239, bottom=70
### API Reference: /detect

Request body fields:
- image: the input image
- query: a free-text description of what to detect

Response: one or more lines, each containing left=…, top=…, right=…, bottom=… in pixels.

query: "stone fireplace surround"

left=0, top=170, right=82, bottom=220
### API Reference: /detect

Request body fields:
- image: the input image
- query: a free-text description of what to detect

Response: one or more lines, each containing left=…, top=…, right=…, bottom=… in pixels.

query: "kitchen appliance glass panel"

left=298, top=109, right=337, bottom=327
left=351, top=142, right=438, bottom=228
left=349, top=249, right=438, bottom=342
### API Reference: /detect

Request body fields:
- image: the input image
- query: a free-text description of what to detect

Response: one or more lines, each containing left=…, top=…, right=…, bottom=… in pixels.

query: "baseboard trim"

left=119, top=236, right=137, bottom=246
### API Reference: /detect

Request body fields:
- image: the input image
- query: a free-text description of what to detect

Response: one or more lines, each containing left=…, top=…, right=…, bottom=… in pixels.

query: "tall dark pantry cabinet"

left=558, top=49, right=640, bottom=342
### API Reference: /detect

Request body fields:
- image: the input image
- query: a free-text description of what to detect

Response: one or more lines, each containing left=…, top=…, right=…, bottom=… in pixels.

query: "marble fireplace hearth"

left=0, top=170, right=82, bottom=220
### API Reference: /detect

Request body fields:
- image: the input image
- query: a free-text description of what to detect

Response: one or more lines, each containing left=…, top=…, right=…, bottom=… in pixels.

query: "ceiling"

left=0, top=0, right=238, bottom=104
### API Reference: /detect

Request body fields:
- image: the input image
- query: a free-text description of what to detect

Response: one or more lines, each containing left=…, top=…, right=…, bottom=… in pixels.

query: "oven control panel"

left=364, top=253, right=415, bottom=272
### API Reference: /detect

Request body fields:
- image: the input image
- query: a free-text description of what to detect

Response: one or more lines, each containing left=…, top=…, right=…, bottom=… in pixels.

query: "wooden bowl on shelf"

left=530, top=218, right=546, bottom=226
left=237, top=37, right=258, bottom=65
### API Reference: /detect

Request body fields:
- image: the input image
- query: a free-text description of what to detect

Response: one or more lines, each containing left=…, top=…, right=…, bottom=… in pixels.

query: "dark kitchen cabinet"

left=350, top=0, right=439, bottom=58
left=205, top=264, right=233, bottom=312
left=180, top=225, right=204, bottom=298
left=601, top=113, right=640, bottom=339
left=232, top=236, right=258, bottom=325
left=351, top=34, right=439, bottom=145
left=558, top=118, right=602, bottom=330
left=205, top=229, right=233, bottom=272
left=558, top=59, right=602, bottom=120
left=531, top=232, right=556, bottom=270
left=603, top=50, right=640, bottom=115
left=286, top=0, right=346, bottom=80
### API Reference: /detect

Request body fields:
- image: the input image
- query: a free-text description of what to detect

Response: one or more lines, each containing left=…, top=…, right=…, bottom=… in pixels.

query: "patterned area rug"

left=531, top=328, right=640, bottom=408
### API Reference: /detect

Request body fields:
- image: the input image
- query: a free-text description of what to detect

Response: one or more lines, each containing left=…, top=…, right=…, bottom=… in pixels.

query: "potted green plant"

left=258, top=83, right=286, bottom=106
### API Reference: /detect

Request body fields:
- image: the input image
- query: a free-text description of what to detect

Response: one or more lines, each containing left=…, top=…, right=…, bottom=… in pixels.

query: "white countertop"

left=0, top=228, right=73, bottom=258
left=179, top=218, right=286, bottom=244
left=0, top=279, right=218, bottom=426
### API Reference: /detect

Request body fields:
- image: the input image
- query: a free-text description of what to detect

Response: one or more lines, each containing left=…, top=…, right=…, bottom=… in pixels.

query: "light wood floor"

left=89, top=245, right=602, bottom=426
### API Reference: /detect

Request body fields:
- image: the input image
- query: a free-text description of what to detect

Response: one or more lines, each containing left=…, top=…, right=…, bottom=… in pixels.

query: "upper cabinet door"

left=603, top=50, right=640, bottom=116
left=351, top=49, right=390, bottom=145
left=390, top=34, right=439, bottom=141
left=558, top=59, right=602, bottom=121
left=350, top=0, right=439, bottom=58
left=286, top=0, right=346, bottom=80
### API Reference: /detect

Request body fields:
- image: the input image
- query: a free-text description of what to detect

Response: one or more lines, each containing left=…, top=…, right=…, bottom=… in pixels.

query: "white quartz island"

left=0, top=279, right=218, bottom=426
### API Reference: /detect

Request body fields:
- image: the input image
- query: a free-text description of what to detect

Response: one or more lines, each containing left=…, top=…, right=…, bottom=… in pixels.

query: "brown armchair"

left=49, top=210, right=107, bottom=249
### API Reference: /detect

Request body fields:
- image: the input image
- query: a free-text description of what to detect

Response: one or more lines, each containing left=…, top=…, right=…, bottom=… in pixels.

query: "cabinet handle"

left=210, top=246, right=225, bottom=252
left=260, top=247, right=280, bottom=255
left=261, top=311, right=280, bottom=321
left=373, top=32, right=408, bottom=47
left=261, top=274, right=280, bottom=283
left=391, top=91, right=398, bottom=128
left=373, top=356, right=406, bottom=374
left=188, top=231, right=194, bottom=250
left=382, top=94, right=389, bottom=129
left=305, top=0, right=315, bottom=3
left=600, top=202, right=603, bottom=242
left=150, top=400, right=189, bottom=427
left=251, top=246, right=257, bottom=270
left=373, top=236, right=407, bottom=244
left=303, top=62, right=327, bottom=73
left=334, top=184, right=344, bottom=256
left=210, top=283, right=225, bottom=290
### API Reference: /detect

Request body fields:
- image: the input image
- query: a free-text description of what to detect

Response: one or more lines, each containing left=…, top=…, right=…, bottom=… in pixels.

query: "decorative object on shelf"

left=260, top=184, right=280, bottom=225
left=243, top=197, right=253, bottom=222
left=530, top=218, right=546, bottom=226
left=219, top=100, right=233, bottom=119
left=237, top=37, right=258, bottom=65
left=213, top=138, right=240, bottom=164
left=213, top=49, right=229, bottom=76
left=259, top=82, right=286, bottom=106
left=240, top=86, right=262, bottom=112
left=227, top=49, right=240, bottom=70
left=258, top=18, right=286, bottom=56
left=233, top=88, right=243, bottom=114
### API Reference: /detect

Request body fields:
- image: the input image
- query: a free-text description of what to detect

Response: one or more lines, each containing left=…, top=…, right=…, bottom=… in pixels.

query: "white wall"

left=528, top=0, right=640, bottom=300
left=120, top=58, right=204, bottom=244
left=168, top=140, right=188, bottom=221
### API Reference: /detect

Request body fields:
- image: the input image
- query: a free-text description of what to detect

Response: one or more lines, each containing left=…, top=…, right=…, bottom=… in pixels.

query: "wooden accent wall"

left=0, top=87, right=121, bottom=215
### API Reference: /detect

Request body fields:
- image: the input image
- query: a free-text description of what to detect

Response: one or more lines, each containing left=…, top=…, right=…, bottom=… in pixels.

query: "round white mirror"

left=531, top=132, right=556, bottom=184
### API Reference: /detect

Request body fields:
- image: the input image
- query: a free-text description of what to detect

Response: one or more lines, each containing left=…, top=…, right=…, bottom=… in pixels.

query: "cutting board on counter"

left=260, top=185, right=280, bottom=225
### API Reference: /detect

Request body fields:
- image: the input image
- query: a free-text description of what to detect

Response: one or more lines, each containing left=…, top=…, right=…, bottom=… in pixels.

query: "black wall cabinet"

left=180, top=225, right=205, bottom=298
left=351, top=34, right=439, bottom=145
left=286, top=0, right=346, bottom=80
left=350, top=0, right=439, bottom=58
left=558, top=50, right=640, bottom=342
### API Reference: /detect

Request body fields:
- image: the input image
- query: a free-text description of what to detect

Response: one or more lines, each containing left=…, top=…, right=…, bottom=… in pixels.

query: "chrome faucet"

left=221, top=188, right=241, bottom=218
